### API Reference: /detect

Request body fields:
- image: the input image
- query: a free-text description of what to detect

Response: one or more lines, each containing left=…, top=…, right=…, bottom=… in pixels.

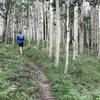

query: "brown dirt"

left=28, top=56, right=54, bottom=100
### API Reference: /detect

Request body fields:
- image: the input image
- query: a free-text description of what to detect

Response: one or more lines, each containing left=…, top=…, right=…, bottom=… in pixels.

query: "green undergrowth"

left=26, top=47, right=100, bottom=100
left=0, top=45, right=42, bottom=100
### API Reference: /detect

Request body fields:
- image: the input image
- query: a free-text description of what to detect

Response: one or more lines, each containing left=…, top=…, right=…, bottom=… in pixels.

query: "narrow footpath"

left=27, top=56, right=54, bottom=100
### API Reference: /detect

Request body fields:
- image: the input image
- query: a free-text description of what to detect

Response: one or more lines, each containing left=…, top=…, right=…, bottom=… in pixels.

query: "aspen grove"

left=1, top=0, right=100, bottom=100
left=0, top=0, right=100, bottom=74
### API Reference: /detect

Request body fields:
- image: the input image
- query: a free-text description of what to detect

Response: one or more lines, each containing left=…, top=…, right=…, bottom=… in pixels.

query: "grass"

left=0, top=45, right=42, bottom=100
left=26, top=46, right=100, bottom=100
left=0, top=42, right=100, bottom=100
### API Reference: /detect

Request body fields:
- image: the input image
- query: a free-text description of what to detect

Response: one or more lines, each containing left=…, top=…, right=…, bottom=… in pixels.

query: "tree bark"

left=55, top=0, right=61, bottom=66
left=73, top=4, right=79, bottom=60
left=98, top=5, right=100, bottom=57
left=49, top=0, right=53, bottom=58
left=64, top=0, right=70, bottom=74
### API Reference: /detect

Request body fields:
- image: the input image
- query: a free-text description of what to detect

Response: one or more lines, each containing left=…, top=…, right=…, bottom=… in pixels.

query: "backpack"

left=17, top=33, right=25, bottom=43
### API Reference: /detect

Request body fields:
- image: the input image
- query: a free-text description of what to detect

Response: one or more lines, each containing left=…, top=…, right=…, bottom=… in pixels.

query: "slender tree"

left=55, top=0, right=61, bottom=66
left=64, top=0, right=70, bottom=74
left=49, top=0, right=53, bottom=58
left=98, top=3, right=100, bottom=57
left=73, top=3, right=79, bottom=60
left=12, top=1, right=16, bottom=45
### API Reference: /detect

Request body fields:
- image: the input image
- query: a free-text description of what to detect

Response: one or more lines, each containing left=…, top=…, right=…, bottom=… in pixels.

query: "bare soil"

left=28, top=56, right=54, bottom=100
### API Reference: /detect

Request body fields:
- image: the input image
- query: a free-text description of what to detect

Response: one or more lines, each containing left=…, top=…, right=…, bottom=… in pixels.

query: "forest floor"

left=27, top=55, right=54, bottom=100
left=26, top=46, right=100, bottom=100
left=0, top=44, right=54, bottom=100
left=0, top=43, right=100, bottom=100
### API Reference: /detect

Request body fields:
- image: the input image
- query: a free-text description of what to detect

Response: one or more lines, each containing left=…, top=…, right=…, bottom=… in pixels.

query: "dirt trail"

left=28, top=57, right=54, bottom=100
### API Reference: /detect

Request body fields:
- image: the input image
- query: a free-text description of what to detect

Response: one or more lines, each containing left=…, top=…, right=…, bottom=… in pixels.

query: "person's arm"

left=16, top=35, right=19, bottom=42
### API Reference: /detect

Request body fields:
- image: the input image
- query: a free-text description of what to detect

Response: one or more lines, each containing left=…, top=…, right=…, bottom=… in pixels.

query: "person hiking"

left=16, top=31, right=25, bottom=55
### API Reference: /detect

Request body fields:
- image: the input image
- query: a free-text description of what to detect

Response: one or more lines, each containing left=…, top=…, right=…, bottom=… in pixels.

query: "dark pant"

left=18, top=43, right=24, bottom=47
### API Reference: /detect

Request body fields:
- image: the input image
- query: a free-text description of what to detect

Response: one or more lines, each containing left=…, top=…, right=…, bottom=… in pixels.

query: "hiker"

left=16, top=31, right=25, bottom=55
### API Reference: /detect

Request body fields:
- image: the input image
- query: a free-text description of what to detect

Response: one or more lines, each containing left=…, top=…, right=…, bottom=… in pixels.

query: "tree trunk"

left=12, top=2, right=15, bottom=45
left=98, top=5, right=100, bottom=57
left=91, top=7, right=95, bottom=50
left=79, top=5, right=84, bottom=53
left=64, top=0, right=70, bottom=74
left=49, top=0, right=53, bottom=58
left=62, top=3, right=66, bottom=47
left=55, top=0, right=61, bottom=66
left=4, top=2, right=11, bottom=45
left=73, top=4, right=79, bottom=60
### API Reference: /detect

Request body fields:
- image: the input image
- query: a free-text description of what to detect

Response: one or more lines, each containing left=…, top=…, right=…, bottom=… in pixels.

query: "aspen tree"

left=55, top=0, right=61, bottom=66
left=45, top=13, right=47, bottom=42
left=79, top=2, right=84, bottom=53
left=46, top=11, right=50, bottom=51
left=12, top=1, right=15, bottom=45
left=5, top=2, right=11, bottom=45
left=64, top=0, right=70, bottom=74
left=95, top=5, right=99, bottom=51
left=36, top=0, right=40, bottom=46
left=28, top=0, right=31, bottom=47
left=93, top=8, right=97, bottom=50
left=73, top=3, right=79, bottom=60
left=42, top=0, right=45, bottom=47
left=62, top=3, right=66, bottom=47
left=98, top=4, right=100, bottom=57
left=90, top=6, right=95, bottom=50
left=2, top=0, right=7, bottom=42
left=49, top=0, right=53, bottom=58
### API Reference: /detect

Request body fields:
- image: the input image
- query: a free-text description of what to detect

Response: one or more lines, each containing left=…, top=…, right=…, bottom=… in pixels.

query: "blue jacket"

left=17, top=33, right=25, bottom=43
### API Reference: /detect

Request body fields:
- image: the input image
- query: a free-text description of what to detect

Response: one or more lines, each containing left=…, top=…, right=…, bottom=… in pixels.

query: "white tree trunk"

left=28, top=2, right=31, bottom=47
left=37, top=7, right=40, bottom=46
left=4, top=1, right=12, bottom=45
left=62, top=4, right=66, bottom=47
left=42, top=1, right=44, bottom=47
left=55, top=0, right=61, bottom=66
left=98, top=5, right=100, bottom=57
left=46, top=17, right=50, bottom=51
left=73, top=4, right=79, bottom=60
left=12, top=2, right=15, bottom=45
left=95, top=6, right=99, bottom=52
left=91, top=7, right=95, bottom=50
left=64, top=0, right=70, bottom=74
left=79, top=4, right=84, bottom=53
left=96, top=6, right=99, bottom=52
left=49, top=0, right=53, bottom=58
